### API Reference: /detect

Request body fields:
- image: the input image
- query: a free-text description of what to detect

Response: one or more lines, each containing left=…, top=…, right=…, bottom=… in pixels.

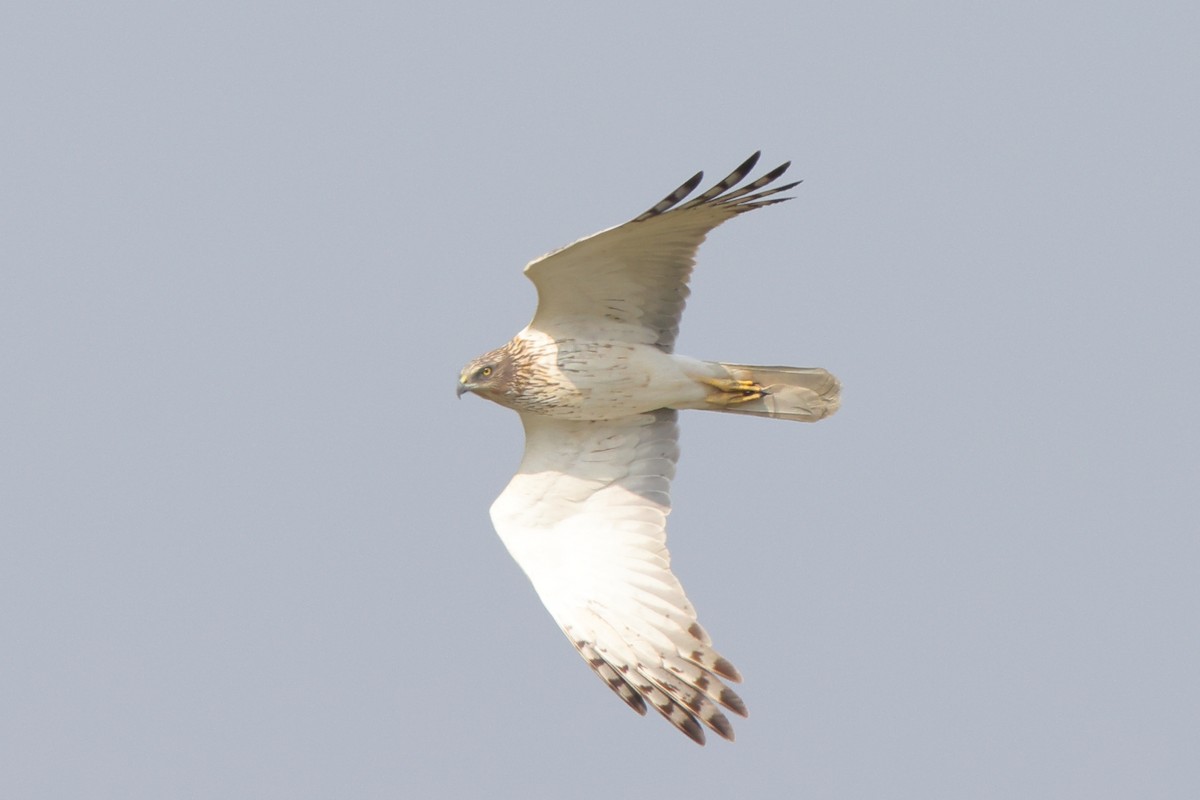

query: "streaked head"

left=456, top=347, right=511, bottom=400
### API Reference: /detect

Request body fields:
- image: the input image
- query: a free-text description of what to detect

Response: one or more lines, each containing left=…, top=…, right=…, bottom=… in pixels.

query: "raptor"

left=457, top=153, right=840, bottom=744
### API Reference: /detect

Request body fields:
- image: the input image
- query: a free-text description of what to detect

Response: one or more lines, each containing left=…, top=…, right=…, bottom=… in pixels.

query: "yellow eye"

left=480, top=367, right=492, bottom=377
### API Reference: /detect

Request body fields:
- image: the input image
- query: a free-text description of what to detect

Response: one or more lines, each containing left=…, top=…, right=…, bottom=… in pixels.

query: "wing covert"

left=523, top=152, right=799, bottom=352
left=489, top=409, right=746, bottom=744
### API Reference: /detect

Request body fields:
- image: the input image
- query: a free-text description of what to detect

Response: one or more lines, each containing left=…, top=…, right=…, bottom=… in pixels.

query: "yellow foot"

left=702, top=377, right=769, bottom=406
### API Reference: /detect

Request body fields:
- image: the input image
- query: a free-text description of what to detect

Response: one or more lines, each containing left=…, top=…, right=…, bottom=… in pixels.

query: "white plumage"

left=457, top=153, right=839, bottom=744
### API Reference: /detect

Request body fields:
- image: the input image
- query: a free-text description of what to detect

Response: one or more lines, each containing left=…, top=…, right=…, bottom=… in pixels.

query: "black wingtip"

left=713, top=656, right=742, bottom=683
left=708, top=710, right=735, bottom=741
left=634, top=152, right=801, bottom=221
left=772, top=160, right=792, bottom=177
left=680, top=715, right=707, bottom=745
left=736, top=151, right=762, bottom=175
left=633, top=169, right=704, bottom=221
left=721, top=686, right=749, bottom=718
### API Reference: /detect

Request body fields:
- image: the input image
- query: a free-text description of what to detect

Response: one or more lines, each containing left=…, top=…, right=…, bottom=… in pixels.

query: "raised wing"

left=523, top=152, right=799, bottom=352
left=489, top=409, right=746, bottom=744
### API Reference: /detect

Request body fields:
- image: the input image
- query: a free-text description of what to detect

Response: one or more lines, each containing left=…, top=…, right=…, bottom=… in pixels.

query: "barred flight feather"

left=460, top=154, right=840, bottom=744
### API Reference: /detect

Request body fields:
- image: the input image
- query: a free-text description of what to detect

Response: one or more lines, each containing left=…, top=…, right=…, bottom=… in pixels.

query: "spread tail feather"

left=701, top=363, right=840, bottom=422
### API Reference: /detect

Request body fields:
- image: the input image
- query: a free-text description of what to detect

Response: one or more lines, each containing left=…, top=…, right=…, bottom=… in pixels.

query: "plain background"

left=3, top=2, right=1198, bottom=798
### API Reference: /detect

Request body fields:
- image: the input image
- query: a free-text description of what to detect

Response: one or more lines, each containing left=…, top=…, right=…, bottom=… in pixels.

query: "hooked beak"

left=456, top=379, right=470, bottom=398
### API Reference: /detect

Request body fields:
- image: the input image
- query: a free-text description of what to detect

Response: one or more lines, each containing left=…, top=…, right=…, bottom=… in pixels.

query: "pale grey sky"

left=3, top=2, right=1198, bottom=798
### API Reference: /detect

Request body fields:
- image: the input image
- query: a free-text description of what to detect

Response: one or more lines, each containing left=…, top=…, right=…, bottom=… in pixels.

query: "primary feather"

left=458, top=153, right=838, bottom=744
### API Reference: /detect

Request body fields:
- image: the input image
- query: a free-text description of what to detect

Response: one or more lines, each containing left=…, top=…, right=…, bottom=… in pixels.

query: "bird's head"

left=457, top=347, right=511, bottom=400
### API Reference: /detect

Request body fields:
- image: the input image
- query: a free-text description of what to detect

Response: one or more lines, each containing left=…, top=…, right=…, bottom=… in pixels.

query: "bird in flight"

left=457, top=153, right=839, bottom=744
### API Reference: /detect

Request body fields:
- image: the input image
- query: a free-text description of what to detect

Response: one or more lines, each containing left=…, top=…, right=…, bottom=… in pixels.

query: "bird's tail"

left=699, top=363, right=841, bottom=422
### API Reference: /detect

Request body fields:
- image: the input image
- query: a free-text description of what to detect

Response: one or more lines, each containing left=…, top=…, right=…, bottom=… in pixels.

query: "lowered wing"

left=489, top=409, right=746, bottom=744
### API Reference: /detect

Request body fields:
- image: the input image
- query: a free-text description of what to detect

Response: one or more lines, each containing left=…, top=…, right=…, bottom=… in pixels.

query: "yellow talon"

left=701, top=378, right=758, bottom=392
left=702, top=377, right=768, bottom=406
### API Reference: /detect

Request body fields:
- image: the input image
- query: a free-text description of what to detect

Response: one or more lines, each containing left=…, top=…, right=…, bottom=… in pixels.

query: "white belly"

left=526, top=334, right=711, bottom=421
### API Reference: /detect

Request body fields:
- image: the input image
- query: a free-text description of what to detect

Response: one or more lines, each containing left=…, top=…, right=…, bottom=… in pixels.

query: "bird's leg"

left=701, top=377, right=769, bottom=406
